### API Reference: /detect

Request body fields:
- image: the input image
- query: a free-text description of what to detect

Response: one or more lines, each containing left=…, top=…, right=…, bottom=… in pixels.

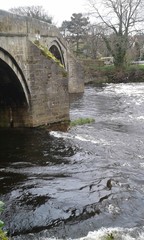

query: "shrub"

left=70, top=117, right=95, bottom=127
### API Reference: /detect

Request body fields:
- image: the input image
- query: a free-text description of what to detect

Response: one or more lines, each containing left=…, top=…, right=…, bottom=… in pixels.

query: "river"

left=1, top=83, right=144, bottom=239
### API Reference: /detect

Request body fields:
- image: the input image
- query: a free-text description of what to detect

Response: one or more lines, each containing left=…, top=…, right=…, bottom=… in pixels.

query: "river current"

left=1, top=83, right=144, bottom=239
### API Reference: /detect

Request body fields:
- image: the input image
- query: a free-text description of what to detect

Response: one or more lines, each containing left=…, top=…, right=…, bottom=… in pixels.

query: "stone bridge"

left=0, top=10, right=84, bottom=127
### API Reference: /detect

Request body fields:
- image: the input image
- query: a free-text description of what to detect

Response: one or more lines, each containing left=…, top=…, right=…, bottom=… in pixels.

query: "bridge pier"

left=0, top=10, right=84, bottom=128
left=0, top=106, right=30, bottom=127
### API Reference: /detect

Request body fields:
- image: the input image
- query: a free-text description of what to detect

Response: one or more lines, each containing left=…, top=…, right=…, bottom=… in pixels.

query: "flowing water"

left=1, top=83, right=144, bottom=239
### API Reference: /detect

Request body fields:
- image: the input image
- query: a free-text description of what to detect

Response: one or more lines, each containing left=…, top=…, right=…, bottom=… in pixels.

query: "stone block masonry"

left=0, top=10, right=84, bottom=127
left=28, top=41, right=69, bottom=127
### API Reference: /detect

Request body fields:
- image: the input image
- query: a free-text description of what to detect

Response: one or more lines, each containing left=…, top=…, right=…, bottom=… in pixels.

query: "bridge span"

left=0, top=10, right=84, bottom=127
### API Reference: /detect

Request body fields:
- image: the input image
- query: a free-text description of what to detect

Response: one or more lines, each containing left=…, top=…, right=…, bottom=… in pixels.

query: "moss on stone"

left=33, top=40, right=64, bottom=68
left=62, top=70, right=68, bottom=77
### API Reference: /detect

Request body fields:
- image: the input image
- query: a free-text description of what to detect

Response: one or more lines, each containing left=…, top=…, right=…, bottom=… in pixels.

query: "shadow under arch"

left=49, top=40, right=66, bottom=68
left=0, top=48, right=31, bottom=127
left=0, top=47, right=30, bottom=106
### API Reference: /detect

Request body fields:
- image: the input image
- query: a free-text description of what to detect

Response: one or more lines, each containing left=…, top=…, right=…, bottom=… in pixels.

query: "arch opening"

left=49, top=44, right=65, bottom=67
left=0, top=59, right=30, bottom=127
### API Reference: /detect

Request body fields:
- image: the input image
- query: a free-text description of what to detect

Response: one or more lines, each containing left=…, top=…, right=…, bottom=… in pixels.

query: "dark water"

left=1, top=83, right=144, bottom=239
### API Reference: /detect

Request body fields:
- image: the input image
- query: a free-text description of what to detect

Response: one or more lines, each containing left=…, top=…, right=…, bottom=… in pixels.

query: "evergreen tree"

left=61, top=13, right=89, bottom=55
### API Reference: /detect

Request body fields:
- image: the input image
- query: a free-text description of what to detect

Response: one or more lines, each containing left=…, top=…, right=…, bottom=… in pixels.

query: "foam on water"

left=103, top=83, right=144, bottom=97
left=50, top=131, right=73, bottom=139
left=4, top=84, right=144, bottom=240
left=78, top=227, right=144, bottom=240
left=30, top=227, right=144, bottom=240
left=137, top=116, right=144, bottom=120
left=50, top=131, right=109, bottom=146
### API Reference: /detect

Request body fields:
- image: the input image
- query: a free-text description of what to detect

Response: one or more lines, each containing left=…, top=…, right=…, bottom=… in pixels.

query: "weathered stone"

left=0, top=10, right=84, bottom=127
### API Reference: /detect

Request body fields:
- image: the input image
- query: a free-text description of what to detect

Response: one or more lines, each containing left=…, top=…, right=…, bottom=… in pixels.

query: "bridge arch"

left=0, top=47, right=30, bottom=105
left=49, top=40, right=66, bottom=68
left=0, top=48, right=31, bottom=127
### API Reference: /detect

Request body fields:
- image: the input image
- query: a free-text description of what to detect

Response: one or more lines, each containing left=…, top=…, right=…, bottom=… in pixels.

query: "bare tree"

left=9, top=6, right=52, bottom=24
left=84, top=24, right=105, bottom=59
left=86, top=0, right=144, bottom=68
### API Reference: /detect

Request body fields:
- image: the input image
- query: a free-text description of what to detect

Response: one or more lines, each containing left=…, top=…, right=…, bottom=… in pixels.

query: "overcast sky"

left=0, top=0, right=88, bottom=26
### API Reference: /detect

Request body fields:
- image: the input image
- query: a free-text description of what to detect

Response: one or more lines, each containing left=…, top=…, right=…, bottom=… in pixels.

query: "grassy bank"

left=95, top=64, right=144, bottom=83
left=82, top=59, right=144, bottom=84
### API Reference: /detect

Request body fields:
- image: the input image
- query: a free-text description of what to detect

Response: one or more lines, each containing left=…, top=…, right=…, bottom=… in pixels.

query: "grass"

left=70, top=117, right=95, bottom=127
left=0, top=201, right=8, bottom=240
left=96, top=65, right=115, bottom=72
left=84, top=60, right=144, bottom=73
left=129, top=64, right=144, bottom=70
left=0, top=229, right=8, bottom=240
left=104, top=233, right=115, bottom=239
left=95, top=64, right=144, bottom=72
left=86, top=63, right=144, bottom=84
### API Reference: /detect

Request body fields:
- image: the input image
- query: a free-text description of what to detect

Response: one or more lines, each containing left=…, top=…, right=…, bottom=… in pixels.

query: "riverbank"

left=82, top=59, right=144, bottom=84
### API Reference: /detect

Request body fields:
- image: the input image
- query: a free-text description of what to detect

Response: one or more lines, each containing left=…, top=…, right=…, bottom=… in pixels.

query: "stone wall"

left=27, top=41, right=69, bottom=126
left=0, top=10, right=85, bottom=127
left=0, top=10, right=84, bottom=93
left=0, top=10, right=67, bottom=68
left=68, top=51, right=84, bottom=93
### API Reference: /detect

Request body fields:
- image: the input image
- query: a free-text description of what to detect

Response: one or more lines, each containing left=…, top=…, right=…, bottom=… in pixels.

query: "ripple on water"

left=2, top=83, right=144, bottom=239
